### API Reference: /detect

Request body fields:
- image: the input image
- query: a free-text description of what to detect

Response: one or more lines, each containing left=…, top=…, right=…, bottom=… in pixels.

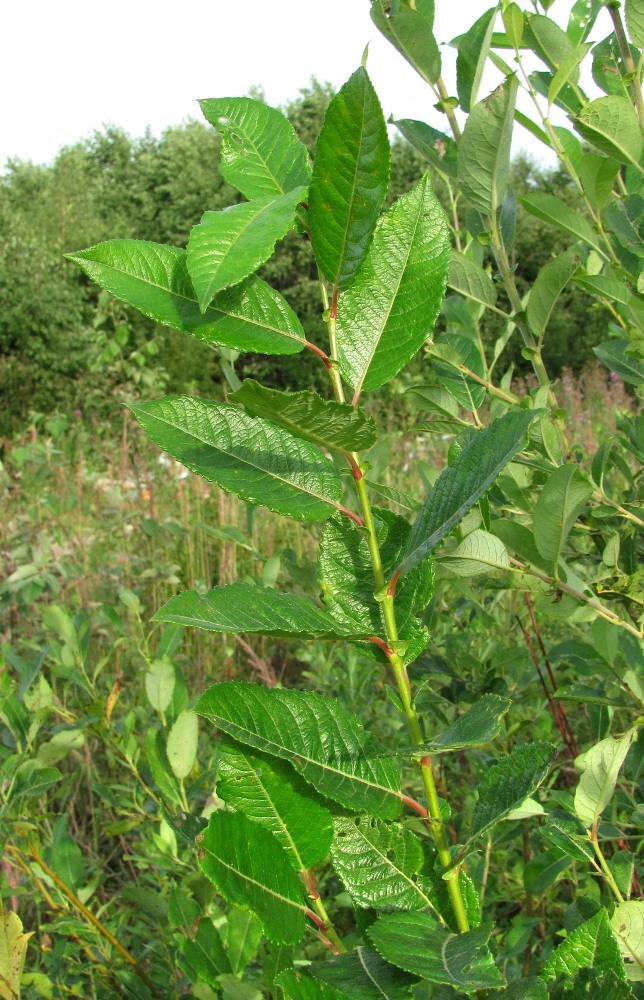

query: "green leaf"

left=370, top=0, right=441, bottom=85
left=309, top=67, right=390, bottom=290
left=197, top=811, right=307, bottom=944
left=178, top=918, right=232, bottom=987
left=523, top=848, right=573, bottom=892
left=153, top=583, right=371, bottom=640
left=499, top=979, right=548, bottom=999
left=364, top=480, right=422, bottom=513
left=524, top=13, right=574, bottom=72
left=369, top=913, right=505, bottom=990
left=230, top=380, right=377, bottom=452
left=392, top=120, right=458, bottom=178
left=574, top=728, right=637, bottom=830
left=399, top=408, right=540, bottom=576
left=145, top=657, right=175, bottom=714
left=611, top=901, right=644, bottom=982
left=533, top=464, right=594, bottom=573
left=199, top=97, right=311, bottom=200
left=337, top=173, right=449, bottom=397
left=330, top=816, right=437, bottom=912
left=543, top=810, right=595, bottom=863
left=593, top=340, right=644, bottom=385
left=430, top=334, right=487, bottom=411
left=576, top=153, right=619, bottom=212
left=166, top=710, right=198, bottom=781
left=574, top=97, right=643, bottom=167
left=548, top=43, right=592, bottom=106
left=66, top=242, right=306, bottom=355
left=520, top=194, right=604, bottom=254
left=456, top=8, right=499, bottom=113
left=226, top=908, right=264, bottom=976
left=439, top=529, right=511, bottom=577
left=311, top=947, right=419, bottom=999
left=409, top=695, right=512, bottom=754
left=448, top=250, right=498, bottom=309
left=469, top=743, right=556, bottom=844
left=527, top=249, right=581, bottom=341
left=145, top=729, right=182, bottom=805
left=167, top=889, right=201, bottom=929
left=187, top=187, right=307, bottom=310
left=219, top=974, right=263, bottom=1000
left=216, top=737, right=333, bottom=869
left=195, top=682, right=402, bottom=818
left=541, top=909, right=626, bottom=982
left=130, top=396, right=344, bottom=522
left=458, top=76, right=519, bottom=217
left=277, top=969, right=348, bottom=999
left=626, top=0, right=644, bottom=46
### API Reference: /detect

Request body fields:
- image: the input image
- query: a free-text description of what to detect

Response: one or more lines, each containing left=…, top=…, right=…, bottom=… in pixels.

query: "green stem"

left=590, top=834, right=625, bottom=903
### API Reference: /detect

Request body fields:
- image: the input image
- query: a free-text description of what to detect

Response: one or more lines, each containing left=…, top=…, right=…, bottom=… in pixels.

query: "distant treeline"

left=0, top=81, right=611, bottom=436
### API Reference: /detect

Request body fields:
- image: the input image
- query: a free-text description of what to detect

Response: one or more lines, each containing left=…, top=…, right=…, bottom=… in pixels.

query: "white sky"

left=2, top=0, right=613, bottom=171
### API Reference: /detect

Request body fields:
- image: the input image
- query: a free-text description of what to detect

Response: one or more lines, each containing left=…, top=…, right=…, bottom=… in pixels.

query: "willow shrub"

left=64, top=1, right=643, bottom=995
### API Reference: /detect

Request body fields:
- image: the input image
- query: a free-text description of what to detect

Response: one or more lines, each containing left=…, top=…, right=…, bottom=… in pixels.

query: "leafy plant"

left=10, top=0, right=643, bottom=996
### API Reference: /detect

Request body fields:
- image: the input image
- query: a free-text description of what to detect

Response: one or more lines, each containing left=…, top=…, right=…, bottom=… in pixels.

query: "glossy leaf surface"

left=153, top=583, right=371, bottom=639
left=574, top=96, right=643, bottom=166
left=130, top=396, right=343, bottom=521
left=309, top=67, right=390, bottom=289
left=187, top=186, right=307, bottom=310
left=459, top=76, right=519, bottom=217
left=399, top=408, right=540, bottom=576
left=66, top=242, right=306, bottom=355
left=311, top=948, right=419, bottom=999
left=216, top=736, right=333, bottom=869
left=198, top=811, right=307, bottom=943
left=520, top=194, right=604, bottom=253
left=415, top=695, right=512, bottom=754
left=541, top=909, right=626, bottom=982
left=196, top=683, right=402, bottom=818
left=199, top=97, right=311, bottom=199
left=337, top=173, right=449, bottom=396
left=230, top=380, right=377, bottom=452
left=369, top=912, right=505, bottom=989
left=439, top=529, right=511, bottom=577
left=370, top=0, right=441, bottom=85
left=469, top=743, right=556, bottom=844
left=331, top=816, right=436, bottom=912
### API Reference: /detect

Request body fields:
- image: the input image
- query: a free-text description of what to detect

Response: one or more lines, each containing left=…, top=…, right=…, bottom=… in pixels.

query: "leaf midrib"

left=349, top=825, right=434, bottom=910
left=201, top=842, right=308, bottom=914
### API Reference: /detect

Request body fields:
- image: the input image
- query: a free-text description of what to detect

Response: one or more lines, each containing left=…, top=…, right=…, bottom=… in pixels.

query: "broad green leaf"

left=369, top=913, right=505, bottom=990
left=219, top=975, right=263, bottom=1000
left=402, top=695, right=512, bottom=755
left=365, top=480, right=422, bottom=513
left=337, top=173, right=449, bottom=396
left=592, top=34, right=635, bottom=100
left=145, top=657, right=175, bottom=714
left=448, top=250, right=498, bottom=309
left=277, top=969, right=348, bottom=999
left=319, top=510, right=433, bottom=659
left=533, top=464, right=593, bottom=572
left=330, top=816, right=436, bottom=912
left=130, top=396, right=344, bottom=522
left=153, top=583, right=371, bottom=640
left=195, top=682, right=402, bottom=818
left=166, top=710, right=198, bottom=781
left=502, top=3, right=524, bottom=47
left=574, top=728, right=637, bottom=830
left=469, top=743, right=556, bottom=844
left=392, top=119, right=458, bottom=178
left=66, top=242, right=306, bottom=355
left=541, top=909, right=626, bottom=982
left=456, top=7, right=499, bottom=113
left=527, top=248, right=581, bottom=340
left=0, top=909, right=32, bottom=999
left=431, top=334, right=487, bottom=412
left=167, top=888, right=201, bottom=929
left=548, top=43, right=592, bottom=107
left=217, top=737, right=333, bottom=869
left=491, top=518, right=553, bottom=574
left=520, top=194, right=604, bottom=254
left=145, top=729, right=182, bottom=805
left=309, top=67, right=390, bottom=290
left=439, top=529, right=511, bottom=577
left=226, top=908, right=264, bottom=976
left=523, top=848, right=573, bottom=893
left=612, top=901, right=644, bottom=982
left=370, top=0, right=441, bottom=85
left=199, top=97, right=311, bottom=200
left=458, top=75, right=519, bottom=217
left=230, top=380, right=377, bottom=452
left=576, top=274, right=644, bottom=320
left=187, top=187, right=307, bottom=310
left=524, top=13, right=574, bottom=71
left=398, top=408, right=540, bottom=576
left=594, top=340, right=644, bottom=385
left=311, top=947, right=419, bottom=999
left=626, top=0, right=644, bottom=46
left=580, top=153, right=620, bottom=211
left=198, top=811, right=308, bottom=944
left=543, top=810, right=595, bottom=863
left=500, top=979, right=548, bottom=999
left=36, top=729, right=85, bottom=767
left=606, top=199, right=644, bottom=259
left=177, top=918, right=232, bottom=987
left=574, top=97, right=643, bottom=167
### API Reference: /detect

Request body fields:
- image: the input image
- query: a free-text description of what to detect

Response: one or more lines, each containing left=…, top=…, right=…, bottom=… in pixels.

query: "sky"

left=2, top=0, right=613, bottom=171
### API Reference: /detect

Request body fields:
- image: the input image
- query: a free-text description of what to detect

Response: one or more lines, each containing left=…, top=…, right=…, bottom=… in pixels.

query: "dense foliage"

left=1, top=1, right=643, bottom=998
